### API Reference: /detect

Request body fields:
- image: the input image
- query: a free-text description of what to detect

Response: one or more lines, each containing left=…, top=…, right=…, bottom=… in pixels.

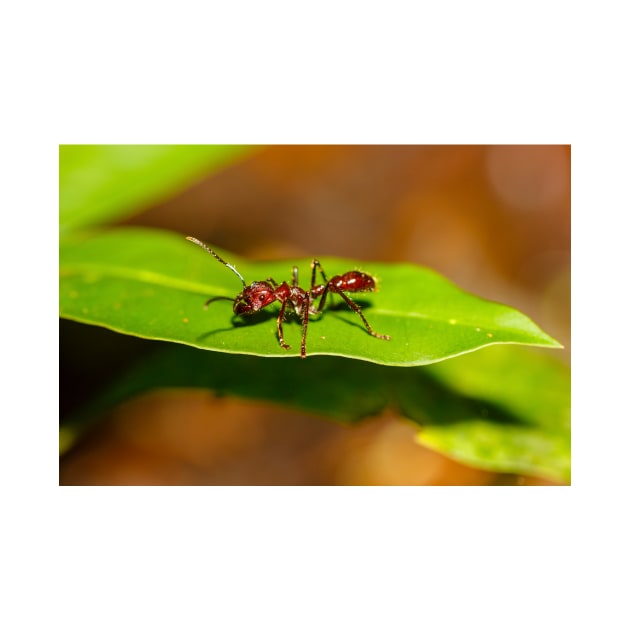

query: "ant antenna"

left=186, top=236, right=246, bottom=288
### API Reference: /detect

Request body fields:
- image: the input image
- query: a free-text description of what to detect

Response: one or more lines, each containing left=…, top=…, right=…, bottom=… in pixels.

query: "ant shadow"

left=195, top=310, right=277, bottom=343
left=195, top=299, right=378, bottom=343
left=314, top=298, right=377, bottom=334
left=325, top=299, right=372, bottom=311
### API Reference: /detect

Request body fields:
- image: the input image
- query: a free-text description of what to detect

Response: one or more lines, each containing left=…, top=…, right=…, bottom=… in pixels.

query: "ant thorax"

left=286, top=284, right=310, bottom=316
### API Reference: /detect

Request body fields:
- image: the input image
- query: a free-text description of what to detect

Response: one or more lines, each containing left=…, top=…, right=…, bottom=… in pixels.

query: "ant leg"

left=336, top=291, right=391, bottom=340
left=204, top=295, right=234, bottom=309
left=310, top=260, right=330, bottom=315
left=316, top=285, right=330, bottom=313
left=310, top=259, right=328, bottom=288
left=265, top=277, right=279, bottom=288
left=300, top=294, right=310, bottom=358
left=276, top=301, right=291, bottom=350
left=292, top=266, right=299, bottom=288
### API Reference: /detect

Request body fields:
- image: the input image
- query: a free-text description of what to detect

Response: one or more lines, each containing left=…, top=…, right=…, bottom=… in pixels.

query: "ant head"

left=234, top=281, right=277, bottom=315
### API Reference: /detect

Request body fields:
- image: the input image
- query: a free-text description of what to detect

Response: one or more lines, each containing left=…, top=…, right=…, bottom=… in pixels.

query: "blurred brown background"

left=60, top=145, right=570, bottom=485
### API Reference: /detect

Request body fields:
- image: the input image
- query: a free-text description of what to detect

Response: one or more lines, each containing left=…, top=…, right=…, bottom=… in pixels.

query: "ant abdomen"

left=331, top=271, right=376, bottom=293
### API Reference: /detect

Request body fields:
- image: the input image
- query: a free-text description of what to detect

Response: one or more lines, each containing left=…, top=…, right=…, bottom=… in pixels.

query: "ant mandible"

left=186, top=236, right=391, bottom=358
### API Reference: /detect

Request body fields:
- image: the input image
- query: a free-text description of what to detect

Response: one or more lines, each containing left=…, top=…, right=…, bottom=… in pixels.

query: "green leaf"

left=59, top=144, right=256, bottom=234
left=59, top=227, right=562, bottom=366
left=61, top=342, right=570, bottom=482
left=419, top=346, right=570, bottom=482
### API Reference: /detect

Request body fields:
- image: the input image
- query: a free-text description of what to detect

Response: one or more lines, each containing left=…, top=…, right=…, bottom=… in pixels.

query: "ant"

left=186, top=236, right=390, bottom=358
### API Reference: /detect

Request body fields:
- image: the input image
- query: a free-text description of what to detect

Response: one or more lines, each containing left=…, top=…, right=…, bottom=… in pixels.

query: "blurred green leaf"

left=59, top=227, right=562, bottom=366
left=59, top=144, right=256, bottom=234
left=62, top=343, right=570, bottom=482
left=419, top=346, right=570, bottom=482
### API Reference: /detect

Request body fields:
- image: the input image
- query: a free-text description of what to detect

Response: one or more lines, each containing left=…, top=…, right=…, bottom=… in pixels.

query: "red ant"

left=186, top=236, right=390, bottom=358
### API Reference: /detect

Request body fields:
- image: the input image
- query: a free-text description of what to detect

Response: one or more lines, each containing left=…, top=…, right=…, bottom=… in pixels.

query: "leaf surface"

left=59, top=227, right=562, bottom=366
